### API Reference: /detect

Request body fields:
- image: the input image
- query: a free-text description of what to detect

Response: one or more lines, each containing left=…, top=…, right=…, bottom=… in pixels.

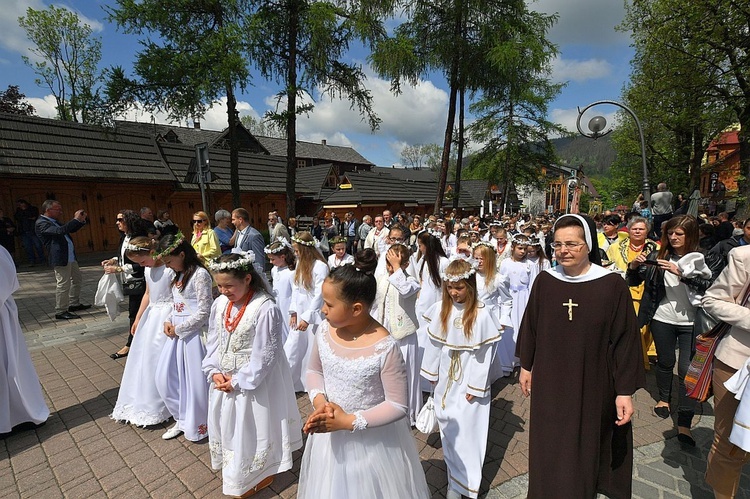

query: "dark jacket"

left=35, top=216, right=85, bottom=267
left=626, top=249, right=723, bottom=328
left=709, top=235, right=747, bottom=271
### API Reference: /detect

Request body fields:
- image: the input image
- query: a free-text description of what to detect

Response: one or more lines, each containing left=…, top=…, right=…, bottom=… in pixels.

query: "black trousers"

left=650, top=319, right=697, bottom=427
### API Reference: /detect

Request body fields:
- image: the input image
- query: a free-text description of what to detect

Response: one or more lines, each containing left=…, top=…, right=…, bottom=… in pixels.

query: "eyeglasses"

left=386, top=237, right=405, bottom=243
left=116, top=218, right=124, bottom=222
left=551, top=242, right=587, bottom=251
left=192, top=220, right=205, bottom=225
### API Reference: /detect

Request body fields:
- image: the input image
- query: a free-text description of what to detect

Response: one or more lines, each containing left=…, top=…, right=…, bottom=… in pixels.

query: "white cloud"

left=259, top=71, right=449, bottom=150
left=528, top=0, right=630, bottom=46
left=299, top=131, right=354, bottom=148
left=551, top=57, right=613, bottom=83
left=115, top=96, right=261, bottom=130
left=25, top=93, right=57, bottom=117
left=0, top=0, right=104, bottom=57
left=551, top=107, right=619, bottom=134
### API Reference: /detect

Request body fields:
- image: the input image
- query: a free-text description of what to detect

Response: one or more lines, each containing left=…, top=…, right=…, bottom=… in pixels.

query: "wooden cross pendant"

left=563, top=299, right=578, bottom=321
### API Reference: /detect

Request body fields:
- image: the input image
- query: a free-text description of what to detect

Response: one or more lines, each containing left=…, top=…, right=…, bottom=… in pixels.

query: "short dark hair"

left=233, top=208, right=250, bottom=221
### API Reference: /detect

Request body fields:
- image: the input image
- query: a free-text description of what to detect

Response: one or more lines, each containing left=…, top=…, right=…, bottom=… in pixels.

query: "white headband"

left=553, top=214, right=592, bottom=250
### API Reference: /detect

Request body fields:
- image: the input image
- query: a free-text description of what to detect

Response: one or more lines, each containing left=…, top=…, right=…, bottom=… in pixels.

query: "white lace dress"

left=271, top=265, right=293, bottom=344
left=112, top=265, right=174, bottom=426
left=285, top=260, right=329, bottom=391
left=297, top=322, right=429, bottom=499
left=203, top=293, right=302, bottom=496
left=154, top=267, right=212, bottom=441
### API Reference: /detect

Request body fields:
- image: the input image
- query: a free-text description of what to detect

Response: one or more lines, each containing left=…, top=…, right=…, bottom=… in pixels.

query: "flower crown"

left=440, top=256, right=478, bottom=282
left=292, top=234, right=317, bottom=247
left=471, top=240, right=496, bottom=251
left=123, top=241, right=152, bottom=253
left=427, top=228, right=443, bottom=238
left=208, top=251, right=256, bottom=272
left=510, top=234, right=530, bottom=245
left=329, top=236, right=347, bottom=245
left=153, top=232, right=185, bottom=259
left=264, top=237, right=292, bottom=254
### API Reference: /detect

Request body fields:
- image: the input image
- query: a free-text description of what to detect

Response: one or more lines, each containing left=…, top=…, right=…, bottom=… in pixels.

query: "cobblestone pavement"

left=3, top=258, right=750, bottom=498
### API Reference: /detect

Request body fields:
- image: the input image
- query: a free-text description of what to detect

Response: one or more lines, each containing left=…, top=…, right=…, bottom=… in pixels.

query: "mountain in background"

left=551, top=134, right=615, bottom=176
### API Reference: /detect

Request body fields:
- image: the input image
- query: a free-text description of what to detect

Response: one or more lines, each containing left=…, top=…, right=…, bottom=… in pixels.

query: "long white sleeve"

left=232, top=304, right=284, bottom=390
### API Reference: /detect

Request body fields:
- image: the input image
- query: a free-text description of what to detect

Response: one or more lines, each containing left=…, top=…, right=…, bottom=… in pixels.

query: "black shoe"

left=68, top=304, right=91, bottom=312
left=55, top=311, right=80, bottom=320
left=654, top=406, right=671, bottom=419
left=678, top=433, right=696, bottom=447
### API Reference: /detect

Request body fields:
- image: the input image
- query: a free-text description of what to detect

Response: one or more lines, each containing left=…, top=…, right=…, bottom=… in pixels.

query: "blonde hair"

left=293, top=231, right=326, bottom=290
left=388, top=244, right=411, bottom=271
left=192, top=211, right=212, bottom=231
left=440, top=259, right=479, bottom=339
left=124, top=236, right=157, bottom=259
left=473, top=244, right=498, bottom=287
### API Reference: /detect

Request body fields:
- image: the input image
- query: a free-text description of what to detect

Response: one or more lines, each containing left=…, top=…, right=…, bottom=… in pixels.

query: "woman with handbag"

left=627, top=215, right=722, bottom=446
left=702, top=244, right=750, bottom=499
left=102, top=209, right=151, bottom=359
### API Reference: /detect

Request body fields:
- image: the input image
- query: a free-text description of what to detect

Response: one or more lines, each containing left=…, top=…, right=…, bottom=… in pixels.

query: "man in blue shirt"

left=35, top=200, right=89, bottom=320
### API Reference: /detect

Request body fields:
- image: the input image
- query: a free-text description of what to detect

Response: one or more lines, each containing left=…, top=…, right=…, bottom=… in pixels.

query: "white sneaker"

left=446, top=489, right=462, bottom=499
left=162, top=423, right=183, bottom=440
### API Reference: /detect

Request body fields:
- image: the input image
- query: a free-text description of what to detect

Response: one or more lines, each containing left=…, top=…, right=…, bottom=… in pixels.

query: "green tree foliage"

left=372, top=0, right=561, bottom=214
left=108, top=0, right=254, bottom=208
left=19, top=6, right=102, bottom=123
left=240, top=115, right=286, bottom=139
left=620, top=0, right=750, bottom=213
left=0, top=85, right=35, bottom=115
left=247, top=0, right=393, bottom=217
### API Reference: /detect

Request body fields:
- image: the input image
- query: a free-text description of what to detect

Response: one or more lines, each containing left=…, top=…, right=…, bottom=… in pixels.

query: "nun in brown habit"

left=516, top=214, right=646, bottom=499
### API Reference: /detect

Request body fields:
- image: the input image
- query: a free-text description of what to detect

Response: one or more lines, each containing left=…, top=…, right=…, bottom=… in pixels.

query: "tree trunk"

left=434, top=1, right=463, bottom=216
left=453, top=88, right=465, bottom=213
left=285, top=0, right=299, bottom=219
left=690, top=126, right=704, bottom=191
left=227, top=86, right=240, bottom=209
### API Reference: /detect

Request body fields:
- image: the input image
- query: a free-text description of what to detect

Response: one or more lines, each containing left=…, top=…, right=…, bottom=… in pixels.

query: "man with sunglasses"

left=35, top=200, right=89, bottom=320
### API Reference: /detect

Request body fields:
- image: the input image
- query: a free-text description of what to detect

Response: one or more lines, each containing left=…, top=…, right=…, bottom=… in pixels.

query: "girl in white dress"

left=155, top=233, right=213, bottom=441
left=112, top=237, right=174, bottom=426
left=204, top=252, right=303, bottom=497
left=420, top=258, right=503, bottom=499
left=0, top=246, right=49, bottom=434
left=498, top=234, right=532, bottom=372
left=327, top=236, right=354, bottom=269
left=526, top=235, right=551, bottom=286
left=298, top=249, right=429, bottom=499
left=473, top=241, right=513, bottom=380
left=285, top=231, right=329, bottom=391
left=372, top=244, right=422, bottom=424
left=265, top=237, right=295, bottom=345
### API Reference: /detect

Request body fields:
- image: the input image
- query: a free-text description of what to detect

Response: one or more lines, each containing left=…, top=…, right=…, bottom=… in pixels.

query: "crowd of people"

left=2, top=191, right=750, bottom=498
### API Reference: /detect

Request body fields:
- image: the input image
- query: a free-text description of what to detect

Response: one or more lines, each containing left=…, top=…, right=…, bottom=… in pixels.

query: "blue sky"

left=0, top=0, right=634, bottom=167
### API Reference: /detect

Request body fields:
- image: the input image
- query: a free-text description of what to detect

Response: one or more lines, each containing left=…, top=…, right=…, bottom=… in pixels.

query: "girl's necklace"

left=224, top=292, right=254, bottom=333
left=175, top=274, right=184, bottom=291
left=347, top=318, right=374, bottom=341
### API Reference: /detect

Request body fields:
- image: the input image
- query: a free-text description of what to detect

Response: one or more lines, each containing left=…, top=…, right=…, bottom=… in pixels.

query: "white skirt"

left=112, top=303, right=171, bottom=426
left=396, top=333, right=422, bottom=425
left=297, top=417, right=430, bottom=499
left=208, top=357, right=302, bottom=496
left=0, top=299, right=49, bottom=432
left=283, top=325, right=316, bottom=392
left=154, top=331, right=209, bottom=441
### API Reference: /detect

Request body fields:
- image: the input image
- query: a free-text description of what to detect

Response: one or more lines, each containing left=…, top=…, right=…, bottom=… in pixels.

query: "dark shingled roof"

left=450, top=179, right=489, bottom=207
left=0, top=113, right=175, bottom=182
left=155, top=142, right=314, bottom=194
left=320, top=169, right=437, bottom=205
left=295, top=164, right=338, bottom=199
left=371, top=166, right=438, bottom=182
left=115, top=120, right=224, bottom=148
left=256, top=136, right=374, bottom=166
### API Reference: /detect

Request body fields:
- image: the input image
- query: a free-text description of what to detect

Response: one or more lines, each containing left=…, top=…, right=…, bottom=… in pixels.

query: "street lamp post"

left=576, top=100, right=651, bottom=203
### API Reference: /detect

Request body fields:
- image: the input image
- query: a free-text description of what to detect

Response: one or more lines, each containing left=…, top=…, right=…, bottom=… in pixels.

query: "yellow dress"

left=607, top=238, right=660, bottom=369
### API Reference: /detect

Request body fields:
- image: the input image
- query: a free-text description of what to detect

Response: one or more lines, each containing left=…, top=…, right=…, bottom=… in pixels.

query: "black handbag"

left=122, top=277, right=146, bottom=296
